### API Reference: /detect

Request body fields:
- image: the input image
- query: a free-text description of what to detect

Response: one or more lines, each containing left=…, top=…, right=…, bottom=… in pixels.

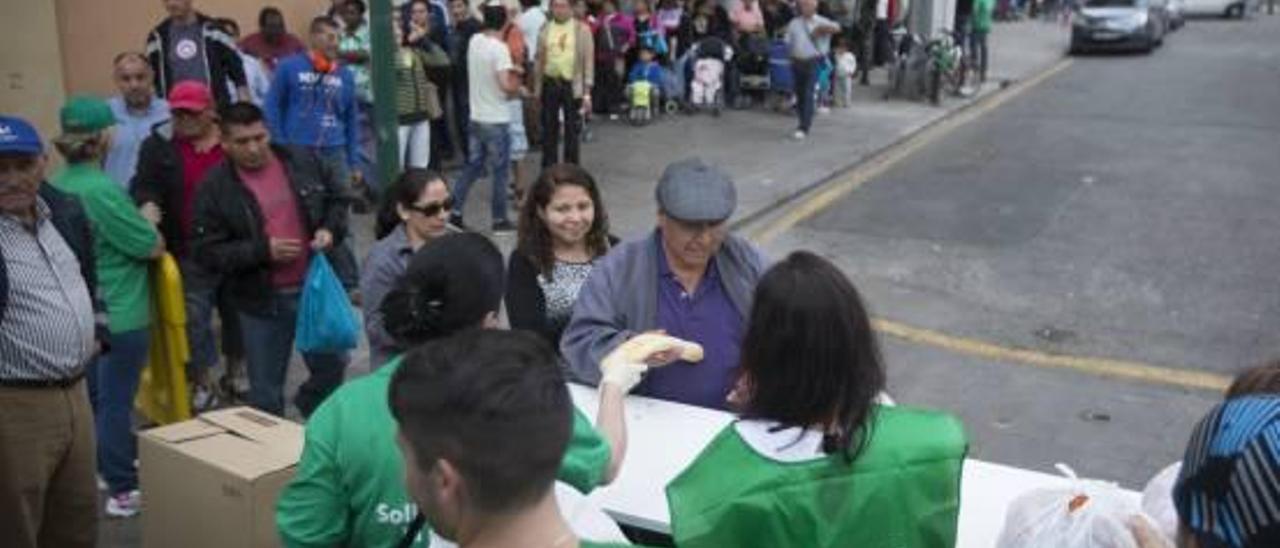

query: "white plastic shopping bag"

left=996, top=464, right=1163, bottom=548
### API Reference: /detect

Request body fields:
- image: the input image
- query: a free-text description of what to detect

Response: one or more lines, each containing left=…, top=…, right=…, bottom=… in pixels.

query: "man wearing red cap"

left=132, top=81, right=241, bottom=408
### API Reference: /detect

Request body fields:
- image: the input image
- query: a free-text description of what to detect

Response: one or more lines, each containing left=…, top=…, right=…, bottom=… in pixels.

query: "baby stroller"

left=626, top=81, right=660, bottom=126
left=688, top=37, right=733, bottom=116
left=734, top=33, right=772, bottom=109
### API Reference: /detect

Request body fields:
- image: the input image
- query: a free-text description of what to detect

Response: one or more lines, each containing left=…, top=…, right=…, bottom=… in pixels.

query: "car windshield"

left=1085, top=0, right=1138, bottom=6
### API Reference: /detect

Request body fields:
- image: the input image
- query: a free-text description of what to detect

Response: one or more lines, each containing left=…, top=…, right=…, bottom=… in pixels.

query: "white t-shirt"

left=518, top=8, right=548, bottom=61
left=467, top=33, right=515, bottom=124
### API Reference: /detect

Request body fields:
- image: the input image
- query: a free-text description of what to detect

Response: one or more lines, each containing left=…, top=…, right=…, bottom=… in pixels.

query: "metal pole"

left=369, top=0, right=401, bottom=193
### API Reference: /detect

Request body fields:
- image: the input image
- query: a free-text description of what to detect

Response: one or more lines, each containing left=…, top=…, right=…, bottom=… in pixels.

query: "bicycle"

left=925, top=30, right=977, bottom=105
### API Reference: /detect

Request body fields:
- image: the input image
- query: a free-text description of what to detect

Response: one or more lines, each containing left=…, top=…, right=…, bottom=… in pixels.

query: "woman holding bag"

left=51, top=97, right=166, bottom=519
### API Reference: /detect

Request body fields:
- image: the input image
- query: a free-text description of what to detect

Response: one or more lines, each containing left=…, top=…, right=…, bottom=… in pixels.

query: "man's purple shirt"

left=635, top=237, right=745, bottom=410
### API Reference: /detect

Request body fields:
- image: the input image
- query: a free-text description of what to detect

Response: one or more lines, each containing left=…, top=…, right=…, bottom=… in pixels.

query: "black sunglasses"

left=405, top=197, right=454, bottom=217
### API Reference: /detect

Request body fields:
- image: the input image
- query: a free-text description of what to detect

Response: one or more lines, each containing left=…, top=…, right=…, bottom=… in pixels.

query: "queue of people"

left=4, top=100, right=1280, bottom=546
left=0, top=2, right=1266, bottom=548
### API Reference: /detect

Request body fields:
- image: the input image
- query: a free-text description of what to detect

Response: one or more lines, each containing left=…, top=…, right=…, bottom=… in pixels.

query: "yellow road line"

left=744, top=57, right=1232, bottom=392
left=874, top=318, right=1232, bottom=392
left=748, top=57, right=1076, bottom=245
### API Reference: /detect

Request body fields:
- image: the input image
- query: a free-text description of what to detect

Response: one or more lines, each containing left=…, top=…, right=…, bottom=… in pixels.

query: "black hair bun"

left=380, top=233, right=505, bottom=348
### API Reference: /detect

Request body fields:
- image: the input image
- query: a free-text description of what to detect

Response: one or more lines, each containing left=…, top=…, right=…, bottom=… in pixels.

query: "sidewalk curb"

left=734, top=53, right=1074, bottom=243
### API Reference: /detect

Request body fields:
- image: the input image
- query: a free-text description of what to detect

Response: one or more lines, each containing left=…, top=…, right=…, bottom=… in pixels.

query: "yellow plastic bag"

left=134, top=253, right=192, bottom=424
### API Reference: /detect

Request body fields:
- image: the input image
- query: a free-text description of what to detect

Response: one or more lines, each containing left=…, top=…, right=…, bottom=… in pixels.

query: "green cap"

left=60, top=96, right=116, bottom=134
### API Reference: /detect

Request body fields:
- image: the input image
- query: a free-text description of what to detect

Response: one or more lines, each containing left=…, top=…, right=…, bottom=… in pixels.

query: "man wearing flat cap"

left=562, top=158, right=768, bottom=410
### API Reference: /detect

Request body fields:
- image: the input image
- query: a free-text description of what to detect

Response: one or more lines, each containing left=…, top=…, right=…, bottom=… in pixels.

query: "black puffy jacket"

left=189, top=146, right=347, bottom=316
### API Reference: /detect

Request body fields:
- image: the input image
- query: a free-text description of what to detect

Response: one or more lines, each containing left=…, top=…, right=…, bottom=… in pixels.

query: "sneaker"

left=491, top=219, right=516, bottom=233
left=105, top=490, right=142, bottom=519
left=190, top=381, right=220, bottom=412
left=609, top=113, right=620, bottom=121
left=97, top=475, right=108, bottom=492
left=792, top=130, right=807, bottom=141
left=448, top=213, right=469, bottom=232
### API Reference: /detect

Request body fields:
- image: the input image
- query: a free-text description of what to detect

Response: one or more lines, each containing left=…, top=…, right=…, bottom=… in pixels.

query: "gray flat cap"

left=655, top=158, right=737, bottom=223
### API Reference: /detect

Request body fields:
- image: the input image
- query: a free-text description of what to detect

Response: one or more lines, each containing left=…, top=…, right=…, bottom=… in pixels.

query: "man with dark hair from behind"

left=448, top=1, right=522, bottom=232
left=189, top=102, right=349, bottom=418
left=390, top=329, right=632, bottom=548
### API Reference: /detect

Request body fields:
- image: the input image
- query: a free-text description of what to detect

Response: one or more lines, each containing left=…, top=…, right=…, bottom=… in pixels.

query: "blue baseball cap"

left=0, top=116, right=44, bottom=155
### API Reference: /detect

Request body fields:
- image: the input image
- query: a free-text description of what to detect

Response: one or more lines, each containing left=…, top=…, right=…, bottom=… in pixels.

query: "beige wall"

left=55, top=0, right=329, bottom=97
left=0, top=0, right=70, bottom=148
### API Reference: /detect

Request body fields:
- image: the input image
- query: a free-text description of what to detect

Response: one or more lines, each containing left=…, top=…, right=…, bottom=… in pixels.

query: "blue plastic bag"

left=295, top=254, right=359, bottom=353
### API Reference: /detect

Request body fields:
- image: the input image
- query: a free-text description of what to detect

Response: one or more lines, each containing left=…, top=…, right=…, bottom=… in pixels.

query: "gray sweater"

left=560, top=230, right=768, bottom=384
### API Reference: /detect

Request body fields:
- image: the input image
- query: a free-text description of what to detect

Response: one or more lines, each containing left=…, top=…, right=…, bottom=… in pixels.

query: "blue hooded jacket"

left=265, top=52, right=360, bottom=169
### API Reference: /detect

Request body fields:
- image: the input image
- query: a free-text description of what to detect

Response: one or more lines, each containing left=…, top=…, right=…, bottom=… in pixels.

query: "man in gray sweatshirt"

left=561, top=158, right=768, bottom=410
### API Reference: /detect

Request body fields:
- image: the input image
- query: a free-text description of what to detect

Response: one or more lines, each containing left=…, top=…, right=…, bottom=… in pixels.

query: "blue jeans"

left=87, top=328, right=150, bottom=495
left=238, top=291, right=349, bottom=418
left=451, top=122, right=512, bottom=224
left=792, top=58, right=819, bottom=133
left=180, top=258, right=241, bottom=374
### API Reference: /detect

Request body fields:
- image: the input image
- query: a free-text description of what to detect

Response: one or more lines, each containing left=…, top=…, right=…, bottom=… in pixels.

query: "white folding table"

left=568, top=383, right=1138, bottom=547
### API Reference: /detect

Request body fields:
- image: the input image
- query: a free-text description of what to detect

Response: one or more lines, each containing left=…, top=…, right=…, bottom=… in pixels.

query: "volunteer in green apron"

left=277, top=233, right=627, bottom=547
left=390, top=329, right=647, bottom=548
left=666, top=251, right=970, bottom=548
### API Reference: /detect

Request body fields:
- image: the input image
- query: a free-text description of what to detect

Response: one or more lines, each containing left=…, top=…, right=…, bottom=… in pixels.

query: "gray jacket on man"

left=560, top=230, right=769, bottom=384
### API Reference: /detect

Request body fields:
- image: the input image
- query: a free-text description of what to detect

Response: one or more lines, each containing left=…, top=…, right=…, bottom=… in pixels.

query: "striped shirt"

left=0, top=198, right=97, bottom=381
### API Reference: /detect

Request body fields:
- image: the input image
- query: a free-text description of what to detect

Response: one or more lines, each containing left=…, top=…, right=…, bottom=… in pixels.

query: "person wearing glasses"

left=561, top=157, right=768, bottom=410
left=361, top=169, right=453, bottom=368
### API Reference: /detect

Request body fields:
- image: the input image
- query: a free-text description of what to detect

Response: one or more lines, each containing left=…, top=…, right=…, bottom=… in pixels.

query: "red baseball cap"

left=167, top=81, right=214, bottom=112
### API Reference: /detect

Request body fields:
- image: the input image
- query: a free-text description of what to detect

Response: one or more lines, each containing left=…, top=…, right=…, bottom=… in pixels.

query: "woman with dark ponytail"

left=279, top=233, right=632, bottom=547
left=665, top=251, right=969, bottom=548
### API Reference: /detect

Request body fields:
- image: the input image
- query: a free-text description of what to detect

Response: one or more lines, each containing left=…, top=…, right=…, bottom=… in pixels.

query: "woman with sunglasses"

left=361, top=168, right=454, bottom=367
left=507, top=163, right=615, bottom=347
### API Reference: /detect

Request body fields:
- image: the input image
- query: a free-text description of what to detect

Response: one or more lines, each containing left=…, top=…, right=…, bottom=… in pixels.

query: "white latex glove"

left=600, top=333, right=704, bottom=393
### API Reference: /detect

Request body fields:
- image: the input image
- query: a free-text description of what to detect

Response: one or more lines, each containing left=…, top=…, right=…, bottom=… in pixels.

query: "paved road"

left=766, top=15, right=1280, bottom=487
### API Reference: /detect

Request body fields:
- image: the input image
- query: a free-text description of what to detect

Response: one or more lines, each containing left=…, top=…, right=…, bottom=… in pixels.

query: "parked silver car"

left=1070, top=0, right=1170, bottom=54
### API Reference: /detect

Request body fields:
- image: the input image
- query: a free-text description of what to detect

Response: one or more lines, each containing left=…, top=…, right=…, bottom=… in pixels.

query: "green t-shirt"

left=277, top=356, right=613, bottom=547
left=973, top=0, right=995, bottom=33
left=52, top=164, right=158, bottom=333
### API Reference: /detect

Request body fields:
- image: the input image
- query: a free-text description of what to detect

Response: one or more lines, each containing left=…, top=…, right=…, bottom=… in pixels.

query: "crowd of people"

left=1, top=1, right=1276, bottom=548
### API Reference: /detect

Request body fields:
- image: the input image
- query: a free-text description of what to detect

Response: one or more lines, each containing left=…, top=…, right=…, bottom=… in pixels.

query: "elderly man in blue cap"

left=0, top=115, right=101, bottom=547
left=562, top=158, right=768, bottom=410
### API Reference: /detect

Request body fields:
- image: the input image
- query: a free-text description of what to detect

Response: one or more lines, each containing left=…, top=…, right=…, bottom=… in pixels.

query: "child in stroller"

left=627, top=45, right=665, bottom=125
left=688, top=36, right=733, bottom=116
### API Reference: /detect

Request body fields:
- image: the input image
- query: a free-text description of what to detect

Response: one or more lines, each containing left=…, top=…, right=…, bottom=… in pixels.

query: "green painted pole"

left=369, top=0, right=400, bottom=194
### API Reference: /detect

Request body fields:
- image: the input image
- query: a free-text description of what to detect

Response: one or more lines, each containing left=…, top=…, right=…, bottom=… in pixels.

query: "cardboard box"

left=139, top=407, right=305, bottom=548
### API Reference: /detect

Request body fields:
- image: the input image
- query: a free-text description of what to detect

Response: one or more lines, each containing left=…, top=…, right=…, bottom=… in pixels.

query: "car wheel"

left=1225, top=3, right=1244, bottom=17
